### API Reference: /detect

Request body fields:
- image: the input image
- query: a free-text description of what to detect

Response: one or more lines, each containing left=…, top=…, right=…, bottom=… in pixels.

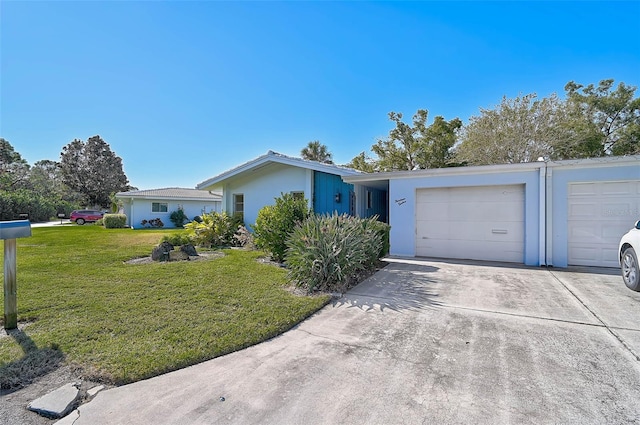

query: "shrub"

left=231, top=212, right=244, bottom=230
left=169, top=209, right=188, bottom=228
left=103, top=214, right=128, bottom=228
left=161, top=232, right=192, bottom=246
left=141, top=218, right=164, bottom=228
left=252, top=193, right=309, bottom=262
left=285, top=213, right=389, bottom=293
left=184, top=211, right=236, bottom=247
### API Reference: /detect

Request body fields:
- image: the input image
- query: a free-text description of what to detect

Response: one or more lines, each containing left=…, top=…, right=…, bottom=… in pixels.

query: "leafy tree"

left=455, top=94, right=565, bottom=165
left=346, top=151, right=377, bottom=172
left=59, top=135, right=130, bottom=207
left=421, top=115, right=464, bottom=168
left=555, top=79, right=640, bottom=158
left=26, top=159, right=82, bottom=203
left=0, top=138, right=30, bottom=190
left=370, top=110, right=462, bottom=171
left=301, top=141, right=333, bottom=164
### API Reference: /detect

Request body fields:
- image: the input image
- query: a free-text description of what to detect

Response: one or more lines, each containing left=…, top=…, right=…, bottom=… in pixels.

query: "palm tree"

left=301, top=141, right=333, bottom=164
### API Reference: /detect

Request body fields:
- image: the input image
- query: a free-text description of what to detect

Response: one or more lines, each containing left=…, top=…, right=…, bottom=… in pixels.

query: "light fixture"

left=335, top=192, right=341, bottom=203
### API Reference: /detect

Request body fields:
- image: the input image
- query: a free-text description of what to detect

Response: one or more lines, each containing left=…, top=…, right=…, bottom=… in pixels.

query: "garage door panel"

left=452, top=201, right=522, bottom=222
left=568, top=180, right=640, bottom=267
left=602, top=181, right=638, bottom=195
left=417, top=201, right=523, bottom=222
left=569, top=183, right=597, bottom=196
left=418, top=220, right=524, bottom=242
left=416, top=185, right=525, bottom=263
left=603, top=202, right=640, bottom=219
left=416, top=239, right=524, bottom=263
left=415, top=203, right=450, bottom=221
left=603, top=224, right=633, bottom=239
left=417, top=186, right=524, bottom=203
left=569, top=203, right=599, bottom=218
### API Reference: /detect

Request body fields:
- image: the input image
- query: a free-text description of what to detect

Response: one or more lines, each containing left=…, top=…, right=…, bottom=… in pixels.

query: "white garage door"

left=416, top=185, right=525, bottom=263
left=568, top=180, right=640, bottom=267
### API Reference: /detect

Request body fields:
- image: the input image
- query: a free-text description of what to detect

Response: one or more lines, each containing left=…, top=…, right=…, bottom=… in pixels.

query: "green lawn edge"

left=1, top=226, right=329, bottom=387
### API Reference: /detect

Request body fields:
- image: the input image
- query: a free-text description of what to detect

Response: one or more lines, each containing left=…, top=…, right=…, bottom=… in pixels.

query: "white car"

left=619, top=220, right=640, bottom=291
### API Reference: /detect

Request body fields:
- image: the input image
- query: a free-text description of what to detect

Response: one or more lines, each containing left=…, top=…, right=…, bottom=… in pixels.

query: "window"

left=291, top=191, right=304, bottom=200
left=152, top=202, right=168, bottom=213
left=367, top=191, right=373, bottom=209
left=233, top=194, right=244, bottom=217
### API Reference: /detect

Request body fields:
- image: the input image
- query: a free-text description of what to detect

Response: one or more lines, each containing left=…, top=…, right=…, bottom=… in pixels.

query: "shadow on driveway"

left=333, top=262, right=443, bottom=312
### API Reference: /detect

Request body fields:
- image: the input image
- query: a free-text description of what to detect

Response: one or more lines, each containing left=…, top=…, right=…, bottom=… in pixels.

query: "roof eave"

left=344, top=161, right=546, bottom=184
left=197, top=151, right=360, bottom=189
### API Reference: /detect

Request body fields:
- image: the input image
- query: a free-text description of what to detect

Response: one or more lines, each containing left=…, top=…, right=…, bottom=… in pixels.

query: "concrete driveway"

left=59, top=258, right=640, bottom=424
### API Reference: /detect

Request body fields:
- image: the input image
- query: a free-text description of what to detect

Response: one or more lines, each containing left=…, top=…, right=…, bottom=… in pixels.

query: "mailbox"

left=1, top=220, right=32, bottom=330
left=0, top=220, right=32, bottom=240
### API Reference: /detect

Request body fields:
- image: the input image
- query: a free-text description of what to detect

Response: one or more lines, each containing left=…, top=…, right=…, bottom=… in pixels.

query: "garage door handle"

left=492, top=229, right=508, bottom=234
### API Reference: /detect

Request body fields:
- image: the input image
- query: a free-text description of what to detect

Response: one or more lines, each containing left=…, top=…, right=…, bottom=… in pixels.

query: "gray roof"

left=116, top=187, right=222, bottom=201
left=197, top=150, right=361, bottom=190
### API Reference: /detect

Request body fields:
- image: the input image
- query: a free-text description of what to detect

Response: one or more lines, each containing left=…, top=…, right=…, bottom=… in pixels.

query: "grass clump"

left=286, top=213, right=389, bottom=293
left=0, top=226, right=329, bottom=387
left=161, top=232, right=192, bottom=246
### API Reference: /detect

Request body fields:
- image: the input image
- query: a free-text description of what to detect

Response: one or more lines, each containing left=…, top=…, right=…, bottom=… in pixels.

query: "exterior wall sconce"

left=335, top=192, right=341, bottom=203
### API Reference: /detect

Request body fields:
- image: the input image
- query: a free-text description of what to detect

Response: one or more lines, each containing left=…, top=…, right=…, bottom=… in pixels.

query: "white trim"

left=344, top=155, right=639, bottom=186
left=547, top=155, right=640, bottom=170
left=196, top=151, right=360, bottom=189
left=344, top=161, right=546, bottom=184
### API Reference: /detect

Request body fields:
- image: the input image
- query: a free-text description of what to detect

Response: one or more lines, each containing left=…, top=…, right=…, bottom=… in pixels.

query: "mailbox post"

left=0, top=220, right=32, bottom=330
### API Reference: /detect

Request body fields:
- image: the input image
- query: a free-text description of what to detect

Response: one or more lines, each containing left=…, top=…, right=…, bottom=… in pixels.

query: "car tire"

left=621, top=247, right=640, bottom=291
left=76, top=218, right=85, bottom=225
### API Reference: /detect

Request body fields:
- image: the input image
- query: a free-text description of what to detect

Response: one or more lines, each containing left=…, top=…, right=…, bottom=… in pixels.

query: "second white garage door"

left=416, top=185, right=525, bottom=263
left=567, top=180, right=640, bottom=267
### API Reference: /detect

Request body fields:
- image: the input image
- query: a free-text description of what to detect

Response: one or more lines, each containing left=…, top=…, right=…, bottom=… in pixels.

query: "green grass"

left=0, top=226, right=329, bottom=386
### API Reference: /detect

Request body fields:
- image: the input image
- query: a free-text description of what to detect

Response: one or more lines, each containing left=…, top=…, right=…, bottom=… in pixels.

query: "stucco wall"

left=126, top=199, right=221, bottom=229
left=222, top=163, right=312, bottom=229
left=388, top=169, right=543, bottom=265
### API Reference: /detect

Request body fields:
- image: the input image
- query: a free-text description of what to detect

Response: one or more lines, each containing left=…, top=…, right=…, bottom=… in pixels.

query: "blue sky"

left=1, top=1, right=639, bottom=190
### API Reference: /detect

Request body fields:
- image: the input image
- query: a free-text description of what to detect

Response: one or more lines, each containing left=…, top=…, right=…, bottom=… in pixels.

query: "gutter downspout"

left=129, top=198, right=134, bottom=229
left=539, top=165, right=546, bottom=266
left=545, top=165, right=553, bottom=267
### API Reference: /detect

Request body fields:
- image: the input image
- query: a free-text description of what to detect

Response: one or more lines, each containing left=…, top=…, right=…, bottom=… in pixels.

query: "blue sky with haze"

left=1, top=1, right=638, bottom=190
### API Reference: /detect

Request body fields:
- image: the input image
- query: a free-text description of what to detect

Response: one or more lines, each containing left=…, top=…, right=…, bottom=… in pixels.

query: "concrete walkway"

left=58, top=258, right=640, bottom=424
left=30, top=220, right=73, bottom=228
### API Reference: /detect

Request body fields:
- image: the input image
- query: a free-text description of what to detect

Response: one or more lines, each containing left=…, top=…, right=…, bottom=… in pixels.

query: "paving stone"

left=53, top=409, right=79, bottom=425
left=28, top=382, right=80, bottom=419
left=87, top=385, right=105, bottom=398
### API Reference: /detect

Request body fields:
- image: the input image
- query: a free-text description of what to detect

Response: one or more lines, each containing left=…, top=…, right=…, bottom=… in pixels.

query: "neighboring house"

left=116, top=188, right=222, bottom=229
left=344, top=155, right=640, bottom=268
left=196, top=151, right=387, bottom=228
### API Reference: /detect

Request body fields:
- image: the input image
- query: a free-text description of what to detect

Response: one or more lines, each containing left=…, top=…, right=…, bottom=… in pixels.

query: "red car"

left=70, top=210, right=104, bottom=225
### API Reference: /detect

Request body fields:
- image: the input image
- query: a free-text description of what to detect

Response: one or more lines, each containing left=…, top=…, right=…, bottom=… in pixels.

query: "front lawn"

left=0, top=226, right=329, bottom=386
